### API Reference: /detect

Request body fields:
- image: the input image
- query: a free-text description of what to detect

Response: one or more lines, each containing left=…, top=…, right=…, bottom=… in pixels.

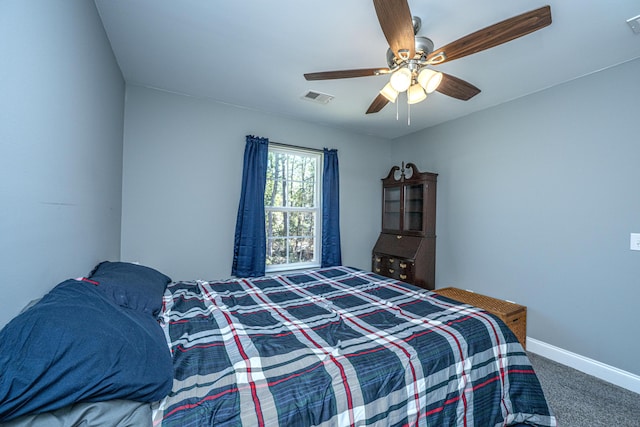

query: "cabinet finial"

left=383, top=163, right=424, bottom=182
left=400, top=161, right=419, bottom=181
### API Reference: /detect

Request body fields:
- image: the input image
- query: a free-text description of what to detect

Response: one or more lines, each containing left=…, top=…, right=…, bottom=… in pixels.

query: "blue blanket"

left=0, top=278, right=173, bottom=422
left=153, top=266, right=556, bottom=426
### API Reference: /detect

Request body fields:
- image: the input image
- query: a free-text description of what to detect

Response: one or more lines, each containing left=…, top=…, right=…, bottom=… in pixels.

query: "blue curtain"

left=321, top=148, right=342, bottom=267
left=232, top=135, right=269, bottom=277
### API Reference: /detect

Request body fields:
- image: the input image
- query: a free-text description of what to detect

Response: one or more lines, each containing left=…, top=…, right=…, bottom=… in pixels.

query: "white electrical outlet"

left=627, top=15, right=640, bottom=34
left=630, top=233, right=640, bottom=251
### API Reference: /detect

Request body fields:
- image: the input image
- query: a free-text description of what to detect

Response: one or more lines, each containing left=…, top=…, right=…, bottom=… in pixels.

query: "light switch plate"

left=631, top=233, right=640, bottom=251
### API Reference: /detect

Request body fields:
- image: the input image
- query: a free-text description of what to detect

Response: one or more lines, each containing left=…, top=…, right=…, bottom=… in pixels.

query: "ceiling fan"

left=304, top=1, right=552, bottom=115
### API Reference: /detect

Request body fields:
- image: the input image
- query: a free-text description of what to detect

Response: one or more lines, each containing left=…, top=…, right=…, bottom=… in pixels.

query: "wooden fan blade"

left=436, top=73, right=481, bottom=100
left=426, top=5, right=552, bottom=64
left=304, top=68, right=390, bottom=81
left=373, top=0, right=415, bottom=59
left=366, top=93, right=390, bottom=114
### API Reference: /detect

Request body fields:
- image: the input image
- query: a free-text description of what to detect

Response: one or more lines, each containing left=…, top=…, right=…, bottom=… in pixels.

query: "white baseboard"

left=527, top=337, right=640, bottom=394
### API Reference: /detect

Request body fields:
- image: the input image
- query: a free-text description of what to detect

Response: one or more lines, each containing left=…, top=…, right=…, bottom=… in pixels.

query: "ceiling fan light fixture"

left=380, top=82, right=399, bottom=103
left=418, top=68, right=443, bottom=94
left=407, top=83, right=427, bottom=104
left=389, top=67, right=412, bottom=92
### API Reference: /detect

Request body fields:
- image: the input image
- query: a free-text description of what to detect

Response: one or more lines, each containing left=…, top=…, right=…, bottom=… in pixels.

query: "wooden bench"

left=433, top=287, right=527, bottom=349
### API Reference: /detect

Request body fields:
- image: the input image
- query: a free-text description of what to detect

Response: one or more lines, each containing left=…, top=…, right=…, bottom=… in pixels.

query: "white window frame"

left=265, top=145, right=322, bottom=273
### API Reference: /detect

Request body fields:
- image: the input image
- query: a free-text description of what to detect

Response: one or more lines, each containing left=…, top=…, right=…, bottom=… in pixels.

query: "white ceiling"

left=95, top=0, right=640, bottom=140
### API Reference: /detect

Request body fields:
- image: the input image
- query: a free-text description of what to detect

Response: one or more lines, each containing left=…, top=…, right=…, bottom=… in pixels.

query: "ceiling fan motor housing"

left=386, top=36, right=435, bottom=68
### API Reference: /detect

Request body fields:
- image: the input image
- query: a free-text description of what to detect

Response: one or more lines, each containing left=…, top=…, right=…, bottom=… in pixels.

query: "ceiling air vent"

left=301, top=90, right=334, bottom=104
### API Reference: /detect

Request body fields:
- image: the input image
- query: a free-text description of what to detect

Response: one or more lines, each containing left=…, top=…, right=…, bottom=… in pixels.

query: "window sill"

left=266, top=263, right=321, bottom=275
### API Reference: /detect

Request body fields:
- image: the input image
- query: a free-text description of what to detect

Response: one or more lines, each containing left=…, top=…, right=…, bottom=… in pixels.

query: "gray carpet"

left=527, top=352, right=640, bottom=426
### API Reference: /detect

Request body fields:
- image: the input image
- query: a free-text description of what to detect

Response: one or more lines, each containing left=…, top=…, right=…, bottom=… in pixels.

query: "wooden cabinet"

left=373, top=163, right=437, bottom=290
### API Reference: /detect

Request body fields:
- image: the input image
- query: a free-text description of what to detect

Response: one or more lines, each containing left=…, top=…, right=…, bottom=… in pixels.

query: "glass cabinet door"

left=382, top=186, right=401, bottom=232
left=403, top=183, right=424, bottom=233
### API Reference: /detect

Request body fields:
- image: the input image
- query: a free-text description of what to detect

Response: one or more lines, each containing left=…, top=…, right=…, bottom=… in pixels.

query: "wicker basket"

left=433, top=287, right=527, bottom=349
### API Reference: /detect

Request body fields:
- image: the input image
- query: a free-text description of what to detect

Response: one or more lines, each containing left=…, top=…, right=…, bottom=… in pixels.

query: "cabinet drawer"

left=372, top=254, right=414, bottom=282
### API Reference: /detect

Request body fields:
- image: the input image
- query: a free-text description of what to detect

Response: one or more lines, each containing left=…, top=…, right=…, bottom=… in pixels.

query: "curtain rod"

left=269, top=141, right=325, bottom=154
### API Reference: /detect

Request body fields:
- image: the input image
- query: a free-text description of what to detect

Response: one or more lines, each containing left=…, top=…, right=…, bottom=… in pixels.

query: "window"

left=265, top=146, right=322, bottom=272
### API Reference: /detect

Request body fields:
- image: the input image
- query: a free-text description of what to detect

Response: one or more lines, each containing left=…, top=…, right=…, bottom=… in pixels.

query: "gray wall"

left=0, top=1, right=125, bottom=327
left=120, top=85, right=390, bottom=281
left=394, top=58, right=640, bottom=375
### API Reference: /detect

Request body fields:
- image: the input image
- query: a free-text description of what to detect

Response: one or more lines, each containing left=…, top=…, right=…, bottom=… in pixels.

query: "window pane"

left=286, top=179, right=315, bottom=207
left=266, top=238, right=286, bottom=265
left=265, top=152, right=287, bottom=207
left=266, top=211, right=285, bottom=237
left=288, top=212, right=314, bottom=237
left=288, top=180, right=303, bottom=207
left=265, top=175, right=283, bottom=207
left=303, top=181, right=315, bottom=206
left=289, top=237, right=314, bottom=263
left=382, top=187, right=401, bottom=231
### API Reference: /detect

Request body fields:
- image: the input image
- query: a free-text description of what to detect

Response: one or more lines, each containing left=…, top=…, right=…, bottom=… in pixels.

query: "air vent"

left=301, top=90, right=334, bottom=104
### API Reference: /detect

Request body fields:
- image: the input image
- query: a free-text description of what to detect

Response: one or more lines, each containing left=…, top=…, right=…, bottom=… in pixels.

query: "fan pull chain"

left=407, top=93, right=411, bottom=126
left=396, top=96, right=399, bottom=121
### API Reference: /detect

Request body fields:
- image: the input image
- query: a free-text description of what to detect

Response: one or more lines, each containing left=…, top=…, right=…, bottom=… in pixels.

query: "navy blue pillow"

left=88, top=261, right=171, bottom=316
left=0, top=279, right=173, bottom=422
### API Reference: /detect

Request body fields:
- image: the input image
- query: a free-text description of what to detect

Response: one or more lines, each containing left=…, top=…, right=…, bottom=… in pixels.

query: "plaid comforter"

left=152, top=266, right=556, bottom=426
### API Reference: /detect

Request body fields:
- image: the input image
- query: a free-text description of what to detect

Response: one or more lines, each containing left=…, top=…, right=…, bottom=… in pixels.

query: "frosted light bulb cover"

left=407, top=84, right=427, bottom=104
left=389, top=67, right=412, bottom=92
left=380, top=82, right=399, bottom=103
left=417, top=68, right=443, bottom=94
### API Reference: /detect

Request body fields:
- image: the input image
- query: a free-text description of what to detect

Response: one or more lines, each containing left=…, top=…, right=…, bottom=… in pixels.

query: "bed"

left=152, top=265, right=555, bottom=426
left=0, top=263, right=556, bottom=426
